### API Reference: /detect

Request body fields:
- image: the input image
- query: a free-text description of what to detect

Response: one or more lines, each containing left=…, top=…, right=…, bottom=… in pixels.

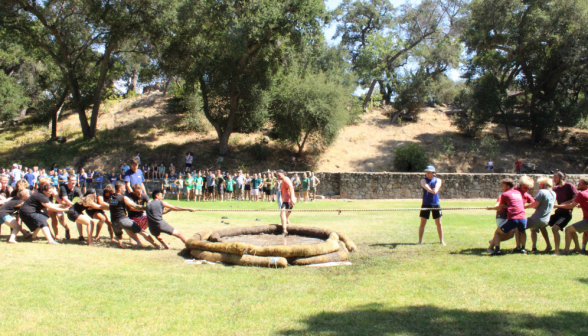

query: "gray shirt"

left=309, top=176, right=319, bottom=187
left=206, top=174, right=215, bottom=187
left=146, top=199, right=164, bottom=224
left=235, top=175, right=245, bottom=188
left=529, top=189, right=556, bottom=224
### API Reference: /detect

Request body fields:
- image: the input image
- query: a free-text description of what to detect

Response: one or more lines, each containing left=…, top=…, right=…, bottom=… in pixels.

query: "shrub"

left=250, top=143, right=270, bottom=161
left=393, top=143, right=429, bottom=172
left=480, top=135, right=499, bottom=157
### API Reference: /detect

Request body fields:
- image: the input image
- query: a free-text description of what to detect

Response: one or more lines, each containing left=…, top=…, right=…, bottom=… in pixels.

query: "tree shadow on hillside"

left=278, top=304, right=588, bottom=336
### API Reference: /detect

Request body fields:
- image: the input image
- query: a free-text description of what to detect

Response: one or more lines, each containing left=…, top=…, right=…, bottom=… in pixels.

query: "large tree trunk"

left=127, top=68, right=139, bottom=94
left=50, top=89, right=69, bottom=138
left=297, top=131, right=311, bottom=156
left=88, top=43, right=116, bottom=139
left=362, top=79, right=379, bottom=108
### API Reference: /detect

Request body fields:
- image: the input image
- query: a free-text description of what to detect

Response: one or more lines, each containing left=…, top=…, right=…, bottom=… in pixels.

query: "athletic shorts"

left=225, top=189, right=233, bottom=194
left=1, top=214, right=15, bottom=224
left=420, top=204, right=442, bottom=219
left=549, top=212, right=573, bottom=230
left=130, top=215, right=148, bottom=230
left=280, top=202, right=293, bottom=211
left=265, top=188, right=271, bottom=195
left=195, top=189, right=202, bottom=195
left=245, top=185, right=251, bottom=191
left=310, top=186, right=317, bottom=194
left=21, top=212, right=50, bottom=231
left=86, top=209, right=105, bottom=218
left=207, top=186, right=214, bottom=194
left=251, top=189, right=259, bottom=196
left=185, top=163, right=192, bottom=168
left=527, top=217, right=548, bottom=232
left=112, top=218, right=141, bottom=236
left=148, top=219, right=175, bottom=237
left=79, top=181, right=86, bottom=188
left=571, top=220, right=588, bottom=233
left=496, top=218, right=508, bottom=228
left=499, top=218, right=527, bottom=234
left=67, top=210, right=82, bottom=222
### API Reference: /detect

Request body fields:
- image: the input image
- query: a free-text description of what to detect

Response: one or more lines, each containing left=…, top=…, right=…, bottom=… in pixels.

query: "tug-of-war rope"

left=190, top=207, right=487, bottom=213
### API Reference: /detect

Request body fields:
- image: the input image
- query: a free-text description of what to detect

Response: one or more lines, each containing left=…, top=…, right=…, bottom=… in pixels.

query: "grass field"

left=1, top=199, right=587, bottom=335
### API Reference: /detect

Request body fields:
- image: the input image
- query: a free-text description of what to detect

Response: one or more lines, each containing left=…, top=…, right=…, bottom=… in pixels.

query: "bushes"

left=250, top=143, right=270, bottom=161
left=393, top=143, right=429, bottom=172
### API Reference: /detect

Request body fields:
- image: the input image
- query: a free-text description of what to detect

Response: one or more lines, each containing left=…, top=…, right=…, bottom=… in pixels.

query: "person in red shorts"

left=554, top=178, right=588, bottom=255
left=486, top=176, right=535, bottom=255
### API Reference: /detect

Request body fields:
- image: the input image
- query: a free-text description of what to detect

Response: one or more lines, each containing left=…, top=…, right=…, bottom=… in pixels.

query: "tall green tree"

left=462, top=0, right=588, bottom=144
left=163, top=0, right=326, bottom=155
left=0, top=0, right=173, bottom=139
left=333, top=0, right=465, bottom=107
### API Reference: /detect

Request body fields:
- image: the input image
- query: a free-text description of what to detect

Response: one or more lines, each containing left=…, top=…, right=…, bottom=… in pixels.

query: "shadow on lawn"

left=278, top=304, right=588, bottom=336
left=451, top=248, right=488, bottom=256
left=578, top=278, right=588, bottom=285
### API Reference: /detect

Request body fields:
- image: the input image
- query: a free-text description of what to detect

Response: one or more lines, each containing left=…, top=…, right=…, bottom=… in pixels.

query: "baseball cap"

left=424, top=166, right=436, bottom=172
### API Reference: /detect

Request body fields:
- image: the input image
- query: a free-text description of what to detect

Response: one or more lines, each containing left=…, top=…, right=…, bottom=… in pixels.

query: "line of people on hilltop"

left=0, top=157, right=195, bottom=248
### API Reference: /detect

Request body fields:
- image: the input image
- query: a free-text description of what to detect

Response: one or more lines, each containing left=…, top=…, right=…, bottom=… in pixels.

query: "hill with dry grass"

left=1, top=92, right=587, bottom=175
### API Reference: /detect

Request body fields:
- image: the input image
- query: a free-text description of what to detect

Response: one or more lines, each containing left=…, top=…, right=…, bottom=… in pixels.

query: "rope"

left=191, top=207, right=488, bottom=213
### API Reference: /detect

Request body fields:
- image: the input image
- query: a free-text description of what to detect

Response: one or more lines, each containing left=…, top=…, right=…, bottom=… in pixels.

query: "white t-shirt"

left=487, top=161, right=494, bottom=170
left=11, top=169, right=22, bottom=182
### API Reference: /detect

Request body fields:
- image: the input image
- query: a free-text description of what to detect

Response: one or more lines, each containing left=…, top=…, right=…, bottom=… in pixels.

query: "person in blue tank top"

left=418, top=166, right=445, bottom=245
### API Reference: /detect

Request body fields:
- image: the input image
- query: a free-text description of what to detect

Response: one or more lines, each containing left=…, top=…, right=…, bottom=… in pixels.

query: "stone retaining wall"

left=130, top=173, right=585, bottom=200
left=313, top=173, right=585, bottom=200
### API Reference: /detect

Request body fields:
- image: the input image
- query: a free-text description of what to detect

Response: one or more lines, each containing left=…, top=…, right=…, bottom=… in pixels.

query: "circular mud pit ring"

left=220, top=234, right=325, bottom=246
left=185, top=225, right=357, bottom=268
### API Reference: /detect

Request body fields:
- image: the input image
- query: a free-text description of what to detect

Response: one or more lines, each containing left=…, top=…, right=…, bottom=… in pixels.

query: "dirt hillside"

left=1, top=92, right=587, bottom=175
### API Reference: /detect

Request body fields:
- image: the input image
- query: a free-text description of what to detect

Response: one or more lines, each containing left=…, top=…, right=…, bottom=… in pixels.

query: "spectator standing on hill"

left=24, top=169, right=36, bottom=191
left=515, top=158, right=523, bottom=174
left=418, top=166, right=445, bottom=246
left=10, top=164, right=22, bottom=187
left=169, top=163, right=176, bottom=178
left=123, top=158, right=146, bottom=195
left=121, top=162, right=130, bottom=175
left=487, top=159, right=494, bottom=173
left=185, top=152, right=193, bottom=173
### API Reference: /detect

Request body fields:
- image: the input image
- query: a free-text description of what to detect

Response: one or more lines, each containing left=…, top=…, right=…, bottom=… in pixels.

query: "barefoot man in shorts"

left=276, top=169, right=296, bottom=236
left=147, top=189, right=194, bottom=249
left=554, top=178, right=588, bottom=255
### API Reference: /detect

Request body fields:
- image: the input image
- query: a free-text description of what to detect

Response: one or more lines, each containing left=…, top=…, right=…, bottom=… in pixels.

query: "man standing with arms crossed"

left=276, top=170, right=296, bottom=236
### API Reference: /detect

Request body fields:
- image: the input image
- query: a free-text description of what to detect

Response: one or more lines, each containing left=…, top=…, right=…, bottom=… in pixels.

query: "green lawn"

left=1, top=199, right=587, bottom=335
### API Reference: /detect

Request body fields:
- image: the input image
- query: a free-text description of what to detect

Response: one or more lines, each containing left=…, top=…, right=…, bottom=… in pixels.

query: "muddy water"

left=220, top=234, right=325, bottom=247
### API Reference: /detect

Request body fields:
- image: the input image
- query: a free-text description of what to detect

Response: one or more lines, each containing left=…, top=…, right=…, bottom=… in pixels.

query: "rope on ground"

left=191, top=207, right=488, bottom=213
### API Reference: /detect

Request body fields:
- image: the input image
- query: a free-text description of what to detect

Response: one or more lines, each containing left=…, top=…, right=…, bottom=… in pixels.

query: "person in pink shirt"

left=276, top=169, right=296, bottom=236
left=486, top=176, right=535, bottom=255
left=553, top=178, right=588, bottom=255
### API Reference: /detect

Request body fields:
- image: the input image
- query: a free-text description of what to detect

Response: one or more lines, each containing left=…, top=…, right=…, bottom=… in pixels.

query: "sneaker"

left=490, top=250, right=502, bottom=256
left=515, top=248, right=528, bottom=254
left=65, top=229, right=71, bottom=240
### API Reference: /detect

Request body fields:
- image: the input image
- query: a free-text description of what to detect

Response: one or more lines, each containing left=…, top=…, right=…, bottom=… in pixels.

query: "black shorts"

left=245, top=185, right=251, bottom=191
left=79, top=181, right=86, bottom=188
left=207, top=186, right=214, bottom=194
left=185, top=163, right=192, bottom=168
left=86, top=209, right=105, bottom=218
left=549, top=212, right=573, bottom=230
left=112, top=218, right=141, bottom=237
left=148, top=219, right=175, bottom=237
left=420, top=204, right=442, bottom=219
left=265, top=188, right=272, bottom=195
left=21, top=212, right=50, bottom=231
left=280, top=202, right=293, bottom=211
left=67, top=210, right=82, bottom=222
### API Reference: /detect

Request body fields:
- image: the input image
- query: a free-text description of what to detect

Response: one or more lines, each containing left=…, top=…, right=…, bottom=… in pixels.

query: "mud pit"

left=220, top=234, right=324, bottom=246
left=185, top=225, right=357, bottom=268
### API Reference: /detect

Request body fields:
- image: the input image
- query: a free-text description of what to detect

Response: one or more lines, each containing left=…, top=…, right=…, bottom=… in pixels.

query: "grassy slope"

left=1, top=199, right=587, bottom=335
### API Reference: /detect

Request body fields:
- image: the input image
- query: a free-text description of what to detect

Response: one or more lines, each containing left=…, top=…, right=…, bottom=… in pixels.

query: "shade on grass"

left=0, top=199, right=587, bottom=335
